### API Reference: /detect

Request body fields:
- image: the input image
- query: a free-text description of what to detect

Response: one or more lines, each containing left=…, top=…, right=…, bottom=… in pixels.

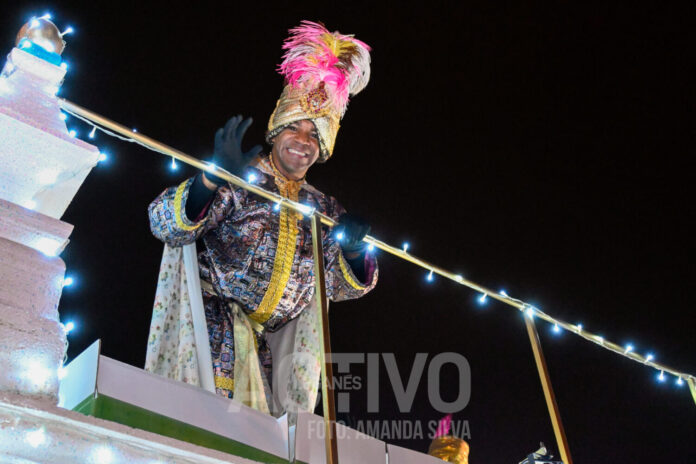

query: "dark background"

left=3, top=2, right=694, bottom=462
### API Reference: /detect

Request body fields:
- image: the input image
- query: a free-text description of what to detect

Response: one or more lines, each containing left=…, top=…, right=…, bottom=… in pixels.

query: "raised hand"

left=204, top=115, right=263, bottom=186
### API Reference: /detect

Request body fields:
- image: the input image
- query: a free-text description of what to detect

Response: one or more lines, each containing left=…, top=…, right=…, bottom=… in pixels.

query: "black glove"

left=186, top=115, right=262, bottom=218
left=205, top=115, right=263, bottom=186
left=334, top=213, right=371, bottom=254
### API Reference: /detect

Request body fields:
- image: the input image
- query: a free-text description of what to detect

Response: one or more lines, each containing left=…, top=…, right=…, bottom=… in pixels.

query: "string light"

left=40, top=13, right=52, bottom=20
left=367, top=243, right=375, bottom=252
left=64, top=321, right=75, bottom=333
left=59, top=113, right=67, bottom=121
left=658, top=371, right=666, bottom=382
left=646, top=353, right=654, bottom=362
left=335, top=231, right=344, bottom=241
left=297, top=204, right=315, bottom=216
left=676, top=377, right=684, bottom=386
left=63, top=276, right=74, bottom=287
left=247, top=173, right=257, bottom=183
left=56, top=102, right=696, bottom=399
left=97, top=153, right=107, bottom=162
left=60, top=26, right=74, bottom=37
left=60, top=62, right=68, bottom=71
left=89, top=126, right=96, bottom=138
left=170, top=157, right=177, bottom=170
left=69, top=129, right=77, bottom=137
left=426, top=270, right=434, bottom=282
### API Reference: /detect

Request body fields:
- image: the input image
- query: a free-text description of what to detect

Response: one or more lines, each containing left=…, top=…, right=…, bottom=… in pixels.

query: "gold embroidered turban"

left=266, top=21, right=371, bottom=161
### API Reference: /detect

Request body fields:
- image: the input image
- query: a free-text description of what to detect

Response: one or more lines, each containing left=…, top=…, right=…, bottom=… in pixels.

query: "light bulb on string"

left=247, top=173, right=257, bottom=183
left=336, top=231, right=344, bottom=241
left=62, top=276, right=74, bottom=287
left=426, top=270, right=434, bottom=282
left=68, top=129, right=76, bottom=138
left=646, top=353, right=654, bottom=362
left=59, top=113, right=67, bottom=121
left=597, top=336, right=604, bottom=344
left=60, top=26, right=74, bottom=37
left=40, top=13, right=52, bottom=20
left=273, top=202, right=281, bottom=212
left=64, top=321, right=75, bottom=333
left=97, top=152, right=107, bottom=162
left=576, top=323, right=583, bottom=332
left=170, top=157, right=177, bottom=170
left=60, top=62, right=68, bottom=71
left=625, top=344, right=634, bottom=354
left=367, top=243, right=375, bottom=252
left=676, top=377, right=684, bottom=386
left=89, top=126, right=96, bottom=139
left=297, top=204, right=315, bottom=217
left=658, top=371, right=665, bottom=382
left=478, top=293, right=487, bottom=305
left=552, top=323, right=561, bottom=334
left=499, top=290, right=508, bottom=297
left=206, top=163, right=217, bottom=173
left=402, top=242, right=409, bottom=252
left=525, top=306, right=535, bottom=318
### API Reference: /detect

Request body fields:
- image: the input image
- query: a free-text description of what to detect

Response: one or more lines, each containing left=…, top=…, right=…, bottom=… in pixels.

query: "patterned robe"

left=147, top=155, right=377, bottom=413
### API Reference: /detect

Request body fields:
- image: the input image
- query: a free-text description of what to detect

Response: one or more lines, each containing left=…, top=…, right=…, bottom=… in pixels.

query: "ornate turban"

left=266, top=21, right=372, bottom=162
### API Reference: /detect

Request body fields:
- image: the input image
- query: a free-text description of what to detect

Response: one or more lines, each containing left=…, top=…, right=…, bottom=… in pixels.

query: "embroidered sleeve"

left=322, top=197, right=378, bottom=302
left=148, top=177, right=237, bottom=247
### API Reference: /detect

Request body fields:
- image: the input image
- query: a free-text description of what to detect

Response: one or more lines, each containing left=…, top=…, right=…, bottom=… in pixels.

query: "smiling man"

left=146, top=22, right=377, bottom=420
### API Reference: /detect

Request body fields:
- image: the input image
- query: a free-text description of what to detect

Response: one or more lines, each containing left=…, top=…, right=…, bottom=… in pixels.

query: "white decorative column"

left=0, top=42, right=100, bottom=403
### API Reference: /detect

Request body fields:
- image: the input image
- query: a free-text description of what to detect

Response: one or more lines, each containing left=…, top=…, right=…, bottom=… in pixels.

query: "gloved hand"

left=204, top=115, right=263, bottom=186
left=334, top=213, right=371, bottom=255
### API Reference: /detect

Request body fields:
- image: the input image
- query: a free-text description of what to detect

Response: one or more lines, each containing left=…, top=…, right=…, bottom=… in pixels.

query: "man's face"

left=271, top=119, right=321, bottom=180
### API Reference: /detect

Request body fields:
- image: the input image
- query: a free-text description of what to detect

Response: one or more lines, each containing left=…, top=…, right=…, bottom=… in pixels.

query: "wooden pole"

left=310, top=214, right=339, bottom=464
left=524, top=316, right=573, bottom=464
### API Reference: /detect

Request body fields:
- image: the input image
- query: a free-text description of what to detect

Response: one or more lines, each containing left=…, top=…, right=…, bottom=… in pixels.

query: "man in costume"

left=146, top=21, right=377, bottom=419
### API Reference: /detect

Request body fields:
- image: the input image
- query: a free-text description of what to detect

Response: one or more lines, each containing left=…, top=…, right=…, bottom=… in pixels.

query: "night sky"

left=4, top=2, right=694, bottom=462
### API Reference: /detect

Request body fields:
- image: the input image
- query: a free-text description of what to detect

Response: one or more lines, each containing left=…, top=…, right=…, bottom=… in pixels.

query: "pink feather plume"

left=277, top=21, right=371, bottom=116
left=434, top=414, right=453, bottom=438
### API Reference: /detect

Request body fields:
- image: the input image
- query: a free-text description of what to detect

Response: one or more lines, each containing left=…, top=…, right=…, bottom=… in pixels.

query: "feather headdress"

left=267, top=21, right=372, bottom=160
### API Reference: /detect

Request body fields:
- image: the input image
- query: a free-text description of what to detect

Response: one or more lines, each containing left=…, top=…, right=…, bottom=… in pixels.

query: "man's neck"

left=269, top=152, right=306, bottom=182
